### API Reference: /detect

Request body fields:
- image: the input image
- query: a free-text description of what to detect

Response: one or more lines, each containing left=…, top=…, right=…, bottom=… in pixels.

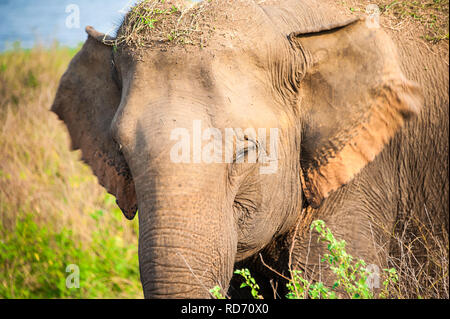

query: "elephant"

left=51, top=0, right=448, bottom=298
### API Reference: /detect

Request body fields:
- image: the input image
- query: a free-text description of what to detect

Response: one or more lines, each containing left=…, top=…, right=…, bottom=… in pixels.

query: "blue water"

left=0, top=0, right=200, bottom=51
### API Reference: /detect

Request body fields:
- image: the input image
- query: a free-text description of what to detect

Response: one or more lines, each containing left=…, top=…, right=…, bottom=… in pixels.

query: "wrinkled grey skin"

left=51, top=0, right=447, bottom=298
left=282, top=28, right=449, bottom=296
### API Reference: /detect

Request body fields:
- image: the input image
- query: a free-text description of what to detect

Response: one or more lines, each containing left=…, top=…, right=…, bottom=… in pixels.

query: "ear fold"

left=51, top=28, right=137, bottom=220
left=290, top=19, right=423, bottom=208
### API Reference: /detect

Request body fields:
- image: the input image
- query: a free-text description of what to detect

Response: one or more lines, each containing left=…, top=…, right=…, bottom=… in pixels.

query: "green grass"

left=0, top=45, right=142, bottom=299
left=0, top=203, right=140, bottom=298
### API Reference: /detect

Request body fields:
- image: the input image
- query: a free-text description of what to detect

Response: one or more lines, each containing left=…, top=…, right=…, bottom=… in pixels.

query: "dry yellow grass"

left=0, top=45, right=138, bottom=242
left=338, top=0, right=449, bottom=46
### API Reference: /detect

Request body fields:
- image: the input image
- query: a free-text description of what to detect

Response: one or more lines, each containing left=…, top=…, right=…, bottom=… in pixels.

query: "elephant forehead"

left=115, top=0, right=278, bottom=51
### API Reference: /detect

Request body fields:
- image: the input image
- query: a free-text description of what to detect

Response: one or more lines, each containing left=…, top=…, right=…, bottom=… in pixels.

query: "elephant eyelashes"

left=234, top=140, right=258, bottom=163
left=234, top=147, right=250, bottom=163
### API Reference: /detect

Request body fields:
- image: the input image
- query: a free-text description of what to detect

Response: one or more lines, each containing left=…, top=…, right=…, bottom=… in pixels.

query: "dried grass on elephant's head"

left=112, top=0, right=219, bottom=50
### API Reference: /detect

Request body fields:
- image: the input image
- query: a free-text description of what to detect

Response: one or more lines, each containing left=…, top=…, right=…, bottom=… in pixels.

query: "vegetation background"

left=0, top=0, right=448, bottom=299
left=0, top=45, right=142, bottom=298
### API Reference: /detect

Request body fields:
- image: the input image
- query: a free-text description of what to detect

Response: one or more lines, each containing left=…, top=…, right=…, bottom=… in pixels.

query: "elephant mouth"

left=106, top=147, right=138, bottom=220
left=232, top=168, right=265, bottom=258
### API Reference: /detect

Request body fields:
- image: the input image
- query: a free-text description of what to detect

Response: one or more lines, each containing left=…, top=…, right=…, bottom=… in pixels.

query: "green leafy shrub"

left=211, top=220, right=398, bottom=299
left=286, top=220, right=397, bottom=299
left=209, top=285, right=225, bottom=299
left=234, top=268, right=263, bottom=299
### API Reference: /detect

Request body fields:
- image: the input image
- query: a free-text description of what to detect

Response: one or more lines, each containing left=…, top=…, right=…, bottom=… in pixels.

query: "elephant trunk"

left=135, top=164, right=237, bottom=298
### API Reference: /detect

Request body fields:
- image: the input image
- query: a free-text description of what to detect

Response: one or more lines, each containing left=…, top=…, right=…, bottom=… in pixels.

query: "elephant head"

left=51, top=0, right=422, bottom=298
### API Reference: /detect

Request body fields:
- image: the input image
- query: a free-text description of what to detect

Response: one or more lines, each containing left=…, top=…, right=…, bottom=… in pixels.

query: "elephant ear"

left=290, top=18, right=423, bottom=208
left=51, top=27, right=137, bottom=220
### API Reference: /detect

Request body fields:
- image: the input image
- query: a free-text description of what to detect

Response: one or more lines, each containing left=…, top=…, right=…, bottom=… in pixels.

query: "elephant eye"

left=234, top=140, right=258, bottom=163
